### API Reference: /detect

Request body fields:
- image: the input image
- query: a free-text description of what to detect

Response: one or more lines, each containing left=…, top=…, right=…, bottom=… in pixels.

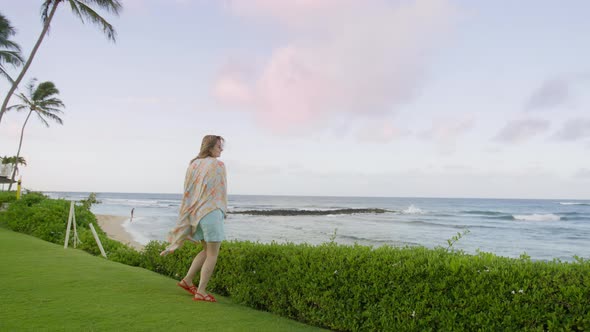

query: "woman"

left=160, top=135, right=227, bottom=303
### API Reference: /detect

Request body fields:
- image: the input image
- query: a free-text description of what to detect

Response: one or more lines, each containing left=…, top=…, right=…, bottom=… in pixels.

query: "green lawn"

left=0, top=228, right=323, bottom=331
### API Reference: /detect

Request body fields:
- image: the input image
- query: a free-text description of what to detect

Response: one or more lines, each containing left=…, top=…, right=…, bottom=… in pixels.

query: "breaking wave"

left=513, top=214, right=561, bottom=222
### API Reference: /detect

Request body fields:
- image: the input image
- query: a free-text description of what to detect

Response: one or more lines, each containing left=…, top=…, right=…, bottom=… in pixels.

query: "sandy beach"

left=95, top=214, right=144, bottom=251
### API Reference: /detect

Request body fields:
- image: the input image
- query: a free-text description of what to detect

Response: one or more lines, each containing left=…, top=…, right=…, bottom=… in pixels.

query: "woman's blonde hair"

left=191, top=135, right=224, bottom=162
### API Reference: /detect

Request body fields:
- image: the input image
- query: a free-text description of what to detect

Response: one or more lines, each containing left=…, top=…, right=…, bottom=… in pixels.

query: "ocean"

left=45, top=192, right=590, bottom=262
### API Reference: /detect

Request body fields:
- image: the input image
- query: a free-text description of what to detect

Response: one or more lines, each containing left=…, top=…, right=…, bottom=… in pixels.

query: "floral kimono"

left=164, top=157, right=227, bottom=252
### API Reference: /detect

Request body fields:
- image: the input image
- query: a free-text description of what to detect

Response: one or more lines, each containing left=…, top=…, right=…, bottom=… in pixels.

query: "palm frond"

left=39, top=98, right=66, bottom=112
left=2, top=156, right=27, bottom=166
left=40, top=107, right=64, bottom=115
left=66, top=0, right=84, bottom=23
left=41, top=0, right=56, bottom=23
left=6, top=104, right=28, bottom=112
left=36, top=112, right=51, bottom=127
left=0, top=49, right=24, bottom=62
left=0, top=50, right=24, bottom=66
left=32, top=81, right=59, bottom=101
left=80, top=0, right=122, bottom=15
left=73, top=0, right=117, bottom=41
left=0, top=38, right=22, bottom=51
left=9, top=91, right=32, bottom=107
left=0, top=13, right=18, bottom=38
left=0, top=67, right=14, bottom=83
left=38, top=110, right=63, bottom=126
left=0, top=13, right=24, bottom=78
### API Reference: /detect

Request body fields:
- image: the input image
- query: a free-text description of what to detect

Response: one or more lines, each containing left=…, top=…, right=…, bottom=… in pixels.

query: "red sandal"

left=177, top=279, right=197, bottom=295
left=193, top=292, right=217, bottom=302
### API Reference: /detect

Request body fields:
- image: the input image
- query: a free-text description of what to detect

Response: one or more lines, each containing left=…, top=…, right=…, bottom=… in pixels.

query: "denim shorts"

left=191, top=209, right=225, bottom=242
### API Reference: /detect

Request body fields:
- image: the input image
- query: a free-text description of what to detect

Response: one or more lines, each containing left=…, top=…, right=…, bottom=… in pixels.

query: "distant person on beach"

left=130, top=208, right=134, bottom=222
left=159, top=135, right=227, bottom=303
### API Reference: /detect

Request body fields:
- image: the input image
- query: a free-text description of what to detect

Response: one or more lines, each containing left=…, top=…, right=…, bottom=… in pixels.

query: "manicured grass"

left=0, top=228, right=323, bottom=331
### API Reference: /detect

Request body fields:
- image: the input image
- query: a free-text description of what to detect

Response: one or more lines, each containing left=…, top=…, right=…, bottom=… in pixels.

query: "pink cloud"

left=214, top=0, right=458, bottom=133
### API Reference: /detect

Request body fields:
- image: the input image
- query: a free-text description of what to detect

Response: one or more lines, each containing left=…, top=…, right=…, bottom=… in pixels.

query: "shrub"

left=199, top=241, right=590, bottom=331
left=0, top=191, right=17, bottom=204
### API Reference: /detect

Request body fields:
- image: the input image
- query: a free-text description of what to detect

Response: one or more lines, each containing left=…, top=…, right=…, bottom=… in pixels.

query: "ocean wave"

left=483, top=215, right=516, bottom=221
left=229, top=208, right=390, bottom=216
left=401, top=205, right=425, bottom=215
left=102, top=198, right=157, bottom=204
left=463, top=210, right=504, bottom=216
left=513, top=214, right=561, bottom=222
left=405, top=220, right=475, bottom=229
left=156, top=199, right=182, bottom=204
left=561, top=216, right=590, bottom=221
left=559, top=202, right=590, bottom=206
left=406, top=220, right=441, bottom=227
left=339, top=234, right=372, bottom=242
left=338, top=234, right=393, bottom=244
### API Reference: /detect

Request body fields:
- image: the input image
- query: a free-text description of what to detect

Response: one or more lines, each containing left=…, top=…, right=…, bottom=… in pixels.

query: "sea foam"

left=402, top=205, right=425, bottom=215
left=513, top=214, right=561, bottom=222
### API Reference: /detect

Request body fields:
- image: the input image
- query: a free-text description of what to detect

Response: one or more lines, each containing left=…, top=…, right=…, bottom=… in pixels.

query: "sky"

left=0, top=0, right=589, bottom=199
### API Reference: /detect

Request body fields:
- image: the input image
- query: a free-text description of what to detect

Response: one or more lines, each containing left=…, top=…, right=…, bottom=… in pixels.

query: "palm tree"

left=0, top=155, right=27, bottom=188
left=0, top=13, right=24, bottom=83
left=0, top=0, right=122, bottom=125
left=7, top=79, right=64, bottom=190
left=1, top=155, right=27, bottom=166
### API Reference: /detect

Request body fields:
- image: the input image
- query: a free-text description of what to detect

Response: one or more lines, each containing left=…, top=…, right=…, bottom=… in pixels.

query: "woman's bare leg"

left=196, top=241, right=221, bottom=295
left=182, top=241, right=207, bottom=285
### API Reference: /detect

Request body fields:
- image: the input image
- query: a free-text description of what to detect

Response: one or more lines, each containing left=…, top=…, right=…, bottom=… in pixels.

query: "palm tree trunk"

left=8, top=110, right=32, bottom=191
left=0, top=1, right=60, bottom=125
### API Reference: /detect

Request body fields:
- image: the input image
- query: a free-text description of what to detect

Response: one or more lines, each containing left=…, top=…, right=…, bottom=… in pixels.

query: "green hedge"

left=0, top=192, right=142, bottom=266
left=1, top=193, right=589, bottom=331
left=142, top=241, right=590, bottom=331
left=0, top=191, right=17, bottom=204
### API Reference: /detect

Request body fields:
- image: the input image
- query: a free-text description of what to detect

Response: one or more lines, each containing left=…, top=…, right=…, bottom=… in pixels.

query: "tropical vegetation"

left=1, top=155, right=26, bottom=166
left=6, top=79, right=64, bottom=189
left=0, top=13, right=23, bottom=83
left=0, top=0, right=122, bottom=124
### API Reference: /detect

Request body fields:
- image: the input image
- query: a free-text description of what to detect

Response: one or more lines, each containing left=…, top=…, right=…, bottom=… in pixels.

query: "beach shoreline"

left=95, top=214, right=144, bottom=251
